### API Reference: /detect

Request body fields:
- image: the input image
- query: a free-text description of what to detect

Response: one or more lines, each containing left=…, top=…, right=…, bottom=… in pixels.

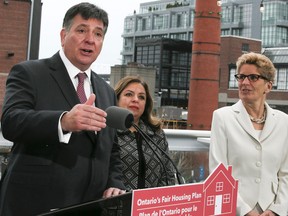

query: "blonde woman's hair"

left=236, top=52, right=276, bottom=83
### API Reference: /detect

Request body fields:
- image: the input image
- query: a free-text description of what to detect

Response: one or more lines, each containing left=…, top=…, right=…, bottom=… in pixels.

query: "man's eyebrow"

left=76, top=24, right=104, bottom=31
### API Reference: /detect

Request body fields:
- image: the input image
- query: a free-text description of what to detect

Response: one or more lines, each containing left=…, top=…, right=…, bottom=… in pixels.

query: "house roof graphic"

left=204, top=163, right=238, bottom=190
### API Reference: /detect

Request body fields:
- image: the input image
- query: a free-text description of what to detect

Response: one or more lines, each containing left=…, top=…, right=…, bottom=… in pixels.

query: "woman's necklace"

left=249, top=107, right=266, bottom=124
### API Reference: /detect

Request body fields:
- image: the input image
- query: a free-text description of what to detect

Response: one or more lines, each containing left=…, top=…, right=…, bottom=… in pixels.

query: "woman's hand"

left=259, top=210, right=277, bottom=216
left=245, top=210, right=260, bottom=216
left=102, top=187, right=126, bottom=198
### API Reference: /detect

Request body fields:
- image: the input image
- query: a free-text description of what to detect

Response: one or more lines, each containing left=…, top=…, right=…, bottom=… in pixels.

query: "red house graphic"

left=203, top=163, right=238, bottom=215
left=132, top=163, right=238, bottom=216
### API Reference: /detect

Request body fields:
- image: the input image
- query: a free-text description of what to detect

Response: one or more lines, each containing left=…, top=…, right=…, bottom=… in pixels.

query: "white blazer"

left=209, top=100, right=288, bottom=216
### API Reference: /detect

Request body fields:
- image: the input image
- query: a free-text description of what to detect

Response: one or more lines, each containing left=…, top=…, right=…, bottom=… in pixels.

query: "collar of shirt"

left=59, top=49, right=92, bottom=88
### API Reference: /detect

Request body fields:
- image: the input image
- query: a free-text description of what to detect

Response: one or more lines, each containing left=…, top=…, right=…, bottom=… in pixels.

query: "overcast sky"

left=39, top=0, right=150, bottom=73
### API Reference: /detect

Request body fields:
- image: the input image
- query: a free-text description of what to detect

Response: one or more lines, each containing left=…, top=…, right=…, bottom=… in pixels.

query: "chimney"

left=187, top=0, right=221, bottom=130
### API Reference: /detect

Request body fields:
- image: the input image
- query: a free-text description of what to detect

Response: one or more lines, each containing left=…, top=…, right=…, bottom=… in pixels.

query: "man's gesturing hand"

left=61, top=94, right=107, bottom=132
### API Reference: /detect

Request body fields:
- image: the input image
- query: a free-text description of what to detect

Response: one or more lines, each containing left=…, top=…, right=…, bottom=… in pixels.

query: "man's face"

left=60, top=14, right=105, bottom=71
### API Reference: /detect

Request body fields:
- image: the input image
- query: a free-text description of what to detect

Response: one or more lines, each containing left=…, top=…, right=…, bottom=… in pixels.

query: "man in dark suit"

left=0, top=3, right=126, bottom=216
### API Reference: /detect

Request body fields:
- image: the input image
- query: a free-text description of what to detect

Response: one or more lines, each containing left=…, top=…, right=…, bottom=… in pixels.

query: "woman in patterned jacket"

left=114, top=76, right=175, bottom=190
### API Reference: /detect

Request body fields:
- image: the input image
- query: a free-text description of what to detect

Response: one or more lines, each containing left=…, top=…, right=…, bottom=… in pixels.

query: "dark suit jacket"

left=0, top=52, right=125, bottom=216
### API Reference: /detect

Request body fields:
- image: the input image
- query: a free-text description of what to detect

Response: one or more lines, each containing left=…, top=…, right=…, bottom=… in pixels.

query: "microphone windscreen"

left=105, top=106, right=134, bottom=130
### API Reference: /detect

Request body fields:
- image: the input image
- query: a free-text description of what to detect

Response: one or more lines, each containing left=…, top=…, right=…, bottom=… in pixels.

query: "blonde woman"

left=209, top=52, right=288, bottom=216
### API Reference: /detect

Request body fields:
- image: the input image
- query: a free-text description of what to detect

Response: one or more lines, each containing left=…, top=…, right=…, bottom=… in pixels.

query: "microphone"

left=105, top=106, right=134, bottom=130
left=132, top=123, right=185, bottom=185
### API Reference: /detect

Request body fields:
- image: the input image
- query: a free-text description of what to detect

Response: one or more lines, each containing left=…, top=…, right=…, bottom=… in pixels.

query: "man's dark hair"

left=62, top=2, right=109, bottom=34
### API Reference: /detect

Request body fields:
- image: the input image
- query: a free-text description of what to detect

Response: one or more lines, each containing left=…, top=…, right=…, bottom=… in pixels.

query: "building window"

left=275, top=68, right=288, bottom=90
left=161, top=68, right=170, bottom=87
left=142, top=19, right=146, bottom=31
left=229, top=67, right=238, bottom=89
left=207, top=196, right=214, bottom=206
left=171, top=13, right=185, bottom=28
left=216, top=182, right=224, bottom=192
left=170, top=33, right=187, bottom=40
left=221, top=29, right=230, bottom=35
left=223, top=194, right=231, bottom=204
left=177, top=14, right=182, bottom=27
left=154, top=17, right=162, bottom=30
left=242, top=43, right=249, bottom=52
left=124, top=18, right=134, bottom=34
left=148, top=46, right=156, bottom=64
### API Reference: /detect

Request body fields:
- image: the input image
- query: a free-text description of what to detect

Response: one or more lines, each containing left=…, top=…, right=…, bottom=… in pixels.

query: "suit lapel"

left=260, top=103, right=277, bottom=141
left=47, top=52, right=79, bottom=108
left=90, top=72, right=104, bottom=148
left=232, top=101, right=259, bottom=141
left=90, top=71, right=117, bottom=147
left=90, top=72, right=106, bottom=110
left=232, top=101, right=277, bottom=142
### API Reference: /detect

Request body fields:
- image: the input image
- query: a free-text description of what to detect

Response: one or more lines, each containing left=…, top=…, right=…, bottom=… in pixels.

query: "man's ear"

left=60, top=29, right=66, bottom=47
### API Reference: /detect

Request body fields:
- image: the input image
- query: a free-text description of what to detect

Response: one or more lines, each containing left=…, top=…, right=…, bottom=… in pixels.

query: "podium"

left=37, top=192, right=132, bottom=216
left=38, top=164, right=238, bottom=216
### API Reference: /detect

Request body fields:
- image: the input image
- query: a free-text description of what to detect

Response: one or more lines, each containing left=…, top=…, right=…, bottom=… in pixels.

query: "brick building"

left=0, top=0, right=31, bottom=113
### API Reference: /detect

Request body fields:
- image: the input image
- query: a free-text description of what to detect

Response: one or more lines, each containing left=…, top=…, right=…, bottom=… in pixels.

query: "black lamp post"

left=260, top=0, right=264, bottom=13
left=259, top=0, right=264, bottom=43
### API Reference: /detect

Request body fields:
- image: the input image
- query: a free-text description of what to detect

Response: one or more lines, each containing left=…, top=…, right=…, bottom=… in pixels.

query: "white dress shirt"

left=57, top=49, right=92, bottom=143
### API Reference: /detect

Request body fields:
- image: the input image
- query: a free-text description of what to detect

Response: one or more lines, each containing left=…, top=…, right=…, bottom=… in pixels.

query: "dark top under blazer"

left=0, top=52, right=125, bottom=216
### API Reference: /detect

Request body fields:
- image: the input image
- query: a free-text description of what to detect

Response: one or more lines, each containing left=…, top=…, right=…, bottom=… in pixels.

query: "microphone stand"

left=132, top=123, right=185, bottom=185
left=137, top=130, right=170, bottom=186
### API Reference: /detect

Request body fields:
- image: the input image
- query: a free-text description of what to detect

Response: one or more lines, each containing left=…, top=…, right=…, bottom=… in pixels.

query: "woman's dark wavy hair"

left=62, top=2, right=109, bottom=34
left=114, top=76, right=162, bottom=130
